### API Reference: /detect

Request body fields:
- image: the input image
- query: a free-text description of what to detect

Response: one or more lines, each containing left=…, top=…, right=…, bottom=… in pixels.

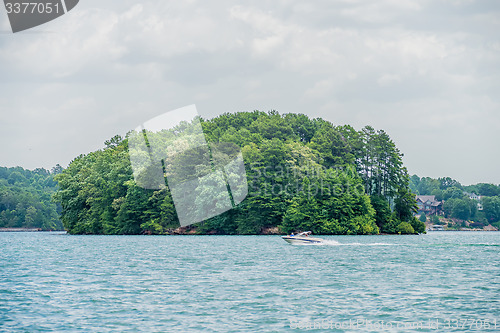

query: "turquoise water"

left=1, top=232, right=499, bottom=332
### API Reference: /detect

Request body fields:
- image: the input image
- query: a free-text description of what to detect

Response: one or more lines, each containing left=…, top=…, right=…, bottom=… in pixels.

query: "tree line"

left=0, top=165, right=63, bottom=230
left=53, top=111, right=424, bottom=235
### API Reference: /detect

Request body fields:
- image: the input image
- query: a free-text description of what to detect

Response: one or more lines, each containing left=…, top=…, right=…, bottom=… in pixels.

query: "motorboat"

left=282, top=231, right=324, bottom=245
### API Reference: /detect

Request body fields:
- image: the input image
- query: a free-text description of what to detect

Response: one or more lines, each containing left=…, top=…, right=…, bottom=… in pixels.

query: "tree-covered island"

left=51, top=111, right=425, bottom=235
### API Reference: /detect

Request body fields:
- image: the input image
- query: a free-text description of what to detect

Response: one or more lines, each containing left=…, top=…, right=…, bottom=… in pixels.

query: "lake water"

left=1, top=232, right=499, bottom=332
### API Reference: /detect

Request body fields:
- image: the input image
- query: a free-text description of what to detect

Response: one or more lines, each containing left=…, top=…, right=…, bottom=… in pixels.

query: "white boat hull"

left=282, top=236, right=324, bottom=245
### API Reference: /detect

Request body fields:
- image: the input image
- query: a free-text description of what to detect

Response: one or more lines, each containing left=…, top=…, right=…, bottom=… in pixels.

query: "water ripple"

left=0, top=232, right=499, bottom=332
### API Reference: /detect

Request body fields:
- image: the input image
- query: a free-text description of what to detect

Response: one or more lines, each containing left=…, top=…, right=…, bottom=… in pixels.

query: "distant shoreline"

left=0, top=228, right=63, bottom=232
left=425, top=229, right=499, bottom=232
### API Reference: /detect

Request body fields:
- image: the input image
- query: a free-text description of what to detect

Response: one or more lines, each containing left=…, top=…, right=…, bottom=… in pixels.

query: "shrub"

left=397, top=222, right=415, bottom=234
left=410, top=217, right=426, bottom=234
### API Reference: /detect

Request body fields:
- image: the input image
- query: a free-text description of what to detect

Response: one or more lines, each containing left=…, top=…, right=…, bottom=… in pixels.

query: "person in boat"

left=290, top=233, right=294, bottom=237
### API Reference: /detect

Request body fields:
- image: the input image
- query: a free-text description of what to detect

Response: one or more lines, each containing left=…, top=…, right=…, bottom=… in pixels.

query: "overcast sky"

left=0, top=0, right=499, bottom=185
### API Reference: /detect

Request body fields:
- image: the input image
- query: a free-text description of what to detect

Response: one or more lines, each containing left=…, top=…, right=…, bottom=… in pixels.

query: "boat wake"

left=321, top=240, right=341, bottom=246
left=291, top=239, right=342, bottom=246
left=342, top=242, right=394, bottom=246
left=298, top=240, right=394, bottom=246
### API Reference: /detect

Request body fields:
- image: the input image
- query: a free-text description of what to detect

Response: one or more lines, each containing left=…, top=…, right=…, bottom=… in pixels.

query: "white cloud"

left=340, top=0, right=422, bottom=23
left=377, top=74, right=401, bottom=86
left=305, top=80, right=335, bottom=98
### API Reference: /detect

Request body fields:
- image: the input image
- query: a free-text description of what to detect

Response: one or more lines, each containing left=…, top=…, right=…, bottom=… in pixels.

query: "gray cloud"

left=0, top=0, right=499, bottom=185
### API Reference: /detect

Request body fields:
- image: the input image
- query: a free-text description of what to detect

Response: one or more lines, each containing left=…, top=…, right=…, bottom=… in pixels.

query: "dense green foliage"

left=443, top=198, right=477, bottom=221
left=53, top=111, right=422, bottom=235
left=481, top=196, right=500, bottom=225
left=0, top=166, right=63, bottom=230
left=396, top=222, right=415, bottom=234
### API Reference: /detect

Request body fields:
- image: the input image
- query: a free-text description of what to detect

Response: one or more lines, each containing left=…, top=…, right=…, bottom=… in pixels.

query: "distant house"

left=416, top=195, right=443, bottom=215
left=466, top=192, right=481, bottom=201
left=464, top=192, right=483, bottom=210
